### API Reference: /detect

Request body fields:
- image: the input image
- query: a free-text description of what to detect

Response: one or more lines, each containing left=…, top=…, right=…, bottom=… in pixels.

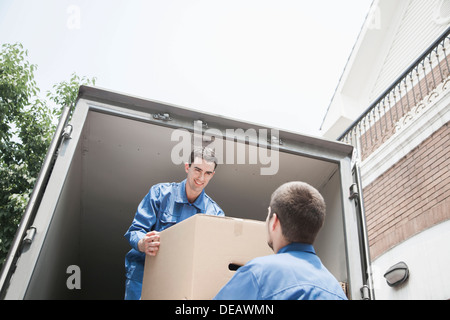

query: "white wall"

left=372, top=220, right=450, bottom=300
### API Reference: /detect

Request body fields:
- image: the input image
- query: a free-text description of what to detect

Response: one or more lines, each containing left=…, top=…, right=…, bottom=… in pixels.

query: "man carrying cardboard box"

left=124, top=147, right=224, bottom=300
left=213, top=181, right=347, bottom=300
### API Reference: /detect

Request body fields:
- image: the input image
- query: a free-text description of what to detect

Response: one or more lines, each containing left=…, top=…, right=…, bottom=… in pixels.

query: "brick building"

left=321, top=0, right=449, bottom=299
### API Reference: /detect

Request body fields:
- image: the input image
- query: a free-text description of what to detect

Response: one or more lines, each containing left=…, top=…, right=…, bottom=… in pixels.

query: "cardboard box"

left=141, top=214, right=274, bottom=300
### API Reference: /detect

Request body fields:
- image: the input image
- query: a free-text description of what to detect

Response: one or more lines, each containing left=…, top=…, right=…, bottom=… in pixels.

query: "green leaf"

left=0, top=42, right=97, bottom=270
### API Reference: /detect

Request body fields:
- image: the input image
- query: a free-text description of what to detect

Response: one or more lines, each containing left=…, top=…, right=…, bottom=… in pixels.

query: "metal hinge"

left=268, top=135, right=283, bottom=146
left=349, top=183, right=359, bottom=200
left=62, top=124, right=73, bottom=139
left=153, top=113, right=172, bottom=121
left=23, top=226, right=37, bottom=245
left=360, top=285, right=371, bottom=300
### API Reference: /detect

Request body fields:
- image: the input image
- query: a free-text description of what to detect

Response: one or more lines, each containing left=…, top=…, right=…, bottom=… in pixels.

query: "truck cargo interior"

left=3, top=88, right=357, bottom=299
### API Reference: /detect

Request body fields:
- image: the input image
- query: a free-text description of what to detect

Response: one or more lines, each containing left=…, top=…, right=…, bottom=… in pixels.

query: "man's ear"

left=184, top=162, right=190, bottom=173
left=269, top=213, right=279, bottom=231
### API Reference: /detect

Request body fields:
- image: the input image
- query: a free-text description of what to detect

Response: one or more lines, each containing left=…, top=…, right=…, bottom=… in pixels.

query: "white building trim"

left=360, top=81, right=450, bottom=188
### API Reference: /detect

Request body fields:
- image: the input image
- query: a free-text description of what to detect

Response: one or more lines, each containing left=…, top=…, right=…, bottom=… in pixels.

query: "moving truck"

left=0, top=86, right=373, bottom=300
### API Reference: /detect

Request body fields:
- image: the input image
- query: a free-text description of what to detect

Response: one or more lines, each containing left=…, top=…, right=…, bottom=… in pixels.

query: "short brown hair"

left=269, top=181, right=326, bottom=244
left=189, top=147, right=218, bottom=170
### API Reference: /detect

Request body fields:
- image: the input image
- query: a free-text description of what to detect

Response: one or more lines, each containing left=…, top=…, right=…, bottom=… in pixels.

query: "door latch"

left=23, top=226, right=37, bottom=245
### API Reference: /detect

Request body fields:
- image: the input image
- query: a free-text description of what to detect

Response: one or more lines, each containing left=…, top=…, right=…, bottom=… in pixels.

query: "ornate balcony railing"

left=339, top=27, right=450, bottom=161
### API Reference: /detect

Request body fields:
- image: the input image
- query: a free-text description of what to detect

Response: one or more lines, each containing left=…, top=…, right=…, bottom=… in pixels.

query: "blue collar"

left=278, top=243, right=316, bottom=255
left=175, top=179, right=206, bottom=212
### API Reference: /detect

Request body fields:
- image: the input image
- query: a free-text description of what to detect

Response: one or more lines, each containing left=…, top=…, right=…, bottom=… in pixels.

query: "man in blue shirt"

left=214, top=181, right=347, bottom=300
left=124, top=147, right=224, bottom=300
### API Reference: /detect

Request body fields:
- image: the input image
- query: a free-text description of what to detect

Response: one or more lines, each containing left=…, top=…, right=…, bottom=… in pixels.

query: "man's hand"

left=138, top=231, right=161, bottom=256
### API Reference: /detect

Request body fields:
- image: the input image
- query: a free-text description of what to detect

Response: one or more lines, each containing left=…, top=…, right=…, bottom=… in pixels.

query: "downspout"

left=353, top=164, right=375, bottom=300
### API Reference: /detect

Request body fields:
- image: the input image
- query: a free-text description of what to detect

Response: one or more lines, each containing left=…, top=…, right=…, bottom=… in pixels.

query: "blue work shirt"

left=213, top=243, right=347, bottom=300
left=124, top=179, right=224, bottom=282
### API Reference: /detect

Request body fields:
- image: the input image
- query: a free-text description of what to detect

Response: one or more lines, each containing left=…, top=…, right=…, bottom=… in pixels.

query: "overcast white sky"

left=0, top=0, right=372, bottom=136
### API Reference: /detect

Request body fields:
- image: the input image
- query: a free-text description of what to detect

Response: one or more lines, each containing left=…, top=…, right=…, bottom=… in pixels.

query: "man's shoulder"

left=243, top=253, right=279, bottom=272
left=150, top=181, right=180, bottom=193
left=203, top=193, right=224, bottom=215
left=203, top=192, right=218, bottom=205
left=245, top=254, right=348, bottom=300
left=244, top=251, right=317, bottom=276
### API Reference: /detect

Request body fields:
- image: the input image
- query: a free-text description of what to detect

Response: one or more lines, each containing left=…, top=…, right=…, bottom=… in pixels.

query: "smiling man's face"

left=184, top=157, right=216, bottom=199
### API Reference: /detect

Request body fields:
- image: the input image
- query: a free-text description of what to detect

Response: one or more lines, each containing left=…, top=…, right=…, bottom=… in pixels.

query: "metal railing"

left=339, top=27, right=450, bottom=160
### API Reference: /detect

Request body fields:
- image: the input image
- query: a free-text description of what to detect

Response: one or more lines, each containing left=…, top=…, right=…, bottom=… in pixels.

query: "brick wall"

left=363, top=121, right=450, bottom=260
